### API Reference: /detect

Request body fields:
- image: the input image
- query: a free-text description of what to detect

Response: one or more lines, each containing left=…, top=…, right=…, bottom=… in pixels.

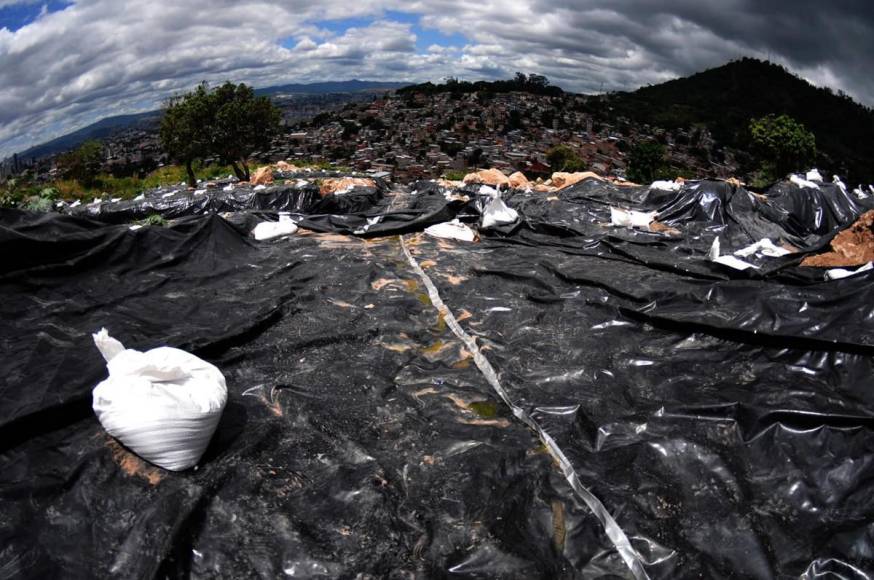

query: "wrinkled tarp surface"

left=3, top=177, right=874, bottom=579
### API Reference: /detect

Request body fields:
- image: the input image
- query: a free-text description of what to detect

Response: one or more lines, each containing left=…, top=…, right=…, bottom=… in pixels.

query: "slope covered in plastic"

left=2, top=175, right=874, bottom=579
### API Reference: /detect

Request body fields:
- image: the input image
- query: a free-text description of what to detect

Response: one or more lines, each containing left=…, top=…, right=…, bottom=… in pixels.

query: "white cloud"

left=0, top=0, right=871, bottom=158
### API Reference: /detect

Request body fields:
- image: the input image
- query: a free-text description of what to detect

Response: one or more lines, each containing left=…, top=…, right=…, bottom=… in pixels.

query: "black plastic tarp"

left=3, top=176, right=874, bottom=579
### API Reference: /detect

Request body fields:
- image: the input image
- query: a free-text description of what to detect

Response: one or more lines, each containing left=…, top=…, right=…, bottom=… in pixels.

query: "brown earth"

left=801, top=210, right=874, bottom=267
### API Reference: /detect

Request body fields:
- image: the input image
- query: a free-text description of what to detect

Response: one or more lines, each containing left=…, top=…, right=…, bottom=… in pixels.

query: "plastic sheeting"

left=3, top=175, right=874, bottom=578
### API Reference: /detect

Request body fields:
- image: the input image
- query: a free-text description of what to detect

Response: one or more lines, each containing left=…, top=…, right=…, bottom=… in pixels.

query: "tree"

left=626, top=141, right=666, bottom=183
left=160, top=83, right=214, bottom=187
left=211, top=82, right=282, bottom=181
left=546, top=144, right=586, bottom=172
left=160, top=81, right=282, bottom=186
left=57, top=140, right=103, bottom=186
left=748, top=114, right=816, bottom=179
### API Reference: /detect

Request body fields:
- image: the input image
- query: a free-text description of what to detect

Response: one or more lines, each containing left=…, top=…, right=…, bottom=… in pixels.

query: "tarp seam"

left=399, top=234, right=652, bottom=580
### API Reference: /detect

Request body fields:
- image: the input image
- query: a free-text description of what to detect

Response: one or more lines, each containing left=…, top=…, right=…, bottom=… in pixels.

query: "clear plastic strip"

left=400, top=235, right=651, bottom=580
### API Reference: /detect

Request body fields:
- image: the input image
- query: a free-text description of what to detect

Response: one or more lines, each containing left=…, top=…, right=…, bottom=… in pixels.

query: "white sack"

left=708, top=237, right=758, bottom=271
left=825, top=262, right=874, bottom=280
left=252, top=214, right=298, bottom=240
left=790, top=174, right=820, bottom=189
left=610, top=207, right=656, bottom=228
left=806, top=169, right=823, bottom=182
left=92, top=328, right=227, bottom=471
left=424, top=219, right=477, bottom=242
left=649, top=180, right=682, bottom=192
left=481, top=197, right=519, bottom=229
left=733, top=238, right=791, bottom=258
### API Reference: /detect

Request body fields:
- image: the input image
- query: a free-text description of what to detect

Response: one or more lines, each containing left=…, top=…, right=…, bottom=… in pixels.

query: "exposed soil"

left=801, top=210, right=874, bottom=267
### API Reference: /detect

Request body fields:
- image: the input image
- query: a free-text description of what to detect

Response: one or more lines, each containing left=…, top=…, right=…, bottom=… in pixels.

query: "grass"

left=1, top=162, right=237, bottom=207
left=0, top=159, right=363, bottom=209
left=441, top=169, right=467, bottom=181
left=137, top=214, right=168, bottom=227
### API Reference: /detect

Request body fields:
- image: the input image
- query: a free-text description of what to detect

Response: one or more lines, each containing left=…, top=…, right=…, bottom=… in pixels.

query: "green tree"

left=546, top=144, right=586, bottom=172
left=160, top=82, right=282, bottom=186
left=57, top=140, right=103, bottom=186
left=626, top=141, right=666, bottom=183
left=160, top=83, right=214, bottom=187
left=748, top=114, right=816, bottom=179
left=211, top=82, right=282, bottom=181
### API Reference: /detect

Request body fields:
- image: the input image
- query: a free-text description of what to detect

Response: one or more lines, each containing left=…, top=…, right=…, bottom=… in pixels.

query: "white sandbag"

left=424, top=219, right=477, bottom=242
left=790, top=174, right=819, bottom=189
left=649, top=180, right=682, bottom=192
left=91, top=328, right=227, bottom=471
left=252, top=214, right=298, bottom=240
left=481, top=197, right=519, bottom=229
left=806, top=169, right=823, bottom=182
left=825, top=262, right=874, bottom=280
left=733, top=238, right=791, bottom=258
left=708, top=237, right=758, bottom=271
left=610, top=207, right=656, bottom=228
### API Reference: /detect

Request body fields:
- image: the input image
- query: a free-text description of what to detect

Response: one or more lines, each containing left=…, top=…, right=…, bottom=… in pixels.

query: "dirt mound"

left=802, top=210, right=874, bottom=267
left=462, top=168, right=509, bottom=187
left=551, top=171, right=605, bottom=189
left=508, top=171, right=530, bottom=189
left=319, top=177, right=376, bottom=195
left=250, top=166, right=274, bottom=185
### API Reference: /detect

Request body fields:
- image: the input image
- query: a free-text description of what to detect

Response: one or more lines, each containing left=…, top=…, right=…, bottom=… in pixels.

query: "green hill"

left=600, top=58, right=874, bottom=184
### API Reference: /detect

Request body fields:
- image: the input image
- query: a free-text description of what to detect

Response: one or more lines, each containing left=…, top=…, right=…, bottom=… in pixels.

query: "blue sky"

left=298, top=10, right=468, bottom=53
left=0, top=0, right=872, bottom=160
left=0, top=0, right=67, bottom=31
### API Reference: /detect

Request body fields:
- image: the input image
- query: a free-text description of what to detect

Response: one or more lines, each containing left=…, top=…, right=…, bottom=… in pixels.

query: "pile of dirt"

left=249, top=166, right=274, bottom=185
left=801, top=210, right=874, bottom=267
left=462, top=168, right=509, bottom=187
left=319, top=177, right=376, bottom=195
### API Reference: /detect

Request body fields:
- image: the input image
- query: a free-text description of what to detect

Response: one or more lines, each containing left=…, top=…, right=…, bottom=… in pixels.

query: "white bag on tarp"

left=481, top=197, right=519, bottom=229
left=91, top=328, right=227, bottom=471
left=252, top=214, right=298, bottom=240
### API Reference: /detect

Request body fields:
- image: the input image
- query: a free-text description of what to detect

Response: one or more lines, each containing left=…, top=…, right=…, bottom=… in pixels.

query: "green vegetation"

left=593, top=58, right=874, bottom=183
left=546, top=144, right=586, bottom=172
left=0, top=161, right=236, bottom=208
left=468, top=401, right=498, bottom=418
left=442, top=169, right=467, bottom=181
left=56, top=140, right=103, bottom=186
left=398, top=72, right=563, bottom=98
left=626, top=141, right=667, bottom=183
left=748, top=114, right=816, bottom=181
left=138, top=214, right=168, bottom=227
left=160, top=82, right=281, bottom=186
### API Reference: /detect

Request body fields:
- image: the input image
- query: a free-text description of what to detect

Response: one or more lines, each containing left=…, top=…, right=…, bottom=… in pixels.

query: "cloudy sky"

left=1, top=0, right=872, bottom=158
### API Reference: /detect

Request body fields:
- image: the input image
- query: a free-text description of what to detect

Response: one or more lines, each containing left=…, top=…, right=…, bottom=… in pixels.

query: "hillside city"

left=0, top=84, right=735, bottom=186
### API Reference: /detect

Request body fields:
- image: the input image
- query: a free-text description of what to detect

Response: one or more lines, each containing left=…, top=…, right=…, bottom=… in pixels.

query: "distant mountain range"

left=15, top=111, right=163, bottom=161
left=597, top=58, right=874, bottom=184
left=254, top=79, right=408, bottom=97
left=12, top=80, right=409, bottom=161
